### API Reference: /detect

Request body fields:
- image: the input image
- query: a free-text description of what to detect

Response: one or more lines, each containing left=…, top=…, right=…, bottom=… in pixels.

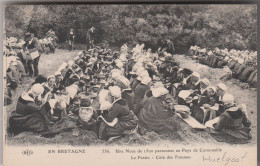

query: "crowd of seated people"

left=7, top=43, right=252, bottom=143
left=188, top=46, right=257, bottom=87
left=4, top=30, right=59, bottom=106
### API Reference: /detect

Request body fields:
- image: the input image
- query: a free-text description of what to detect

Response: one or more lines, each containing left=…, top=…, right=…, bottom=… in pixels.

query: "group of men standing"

left=67, top=27, right=175, bottom=55
left=67, top=26, right=95, bottom=51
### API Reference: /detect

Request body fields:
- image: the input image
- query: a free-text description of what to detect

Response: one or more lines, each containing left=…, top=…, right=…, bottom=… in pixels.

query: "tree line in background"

left=5, top=4, right=257, bottom=52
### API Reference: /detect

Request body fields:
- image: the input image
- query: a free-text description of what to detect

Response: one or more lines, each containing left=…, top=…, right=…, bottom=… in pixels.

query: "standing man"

left=23, top=32, right=41, bottom=77
left=67, top=29, right=75, bottom=51
left=86, top=26, right=95, bottom=51
left=165, top=38, right=175, bottom=55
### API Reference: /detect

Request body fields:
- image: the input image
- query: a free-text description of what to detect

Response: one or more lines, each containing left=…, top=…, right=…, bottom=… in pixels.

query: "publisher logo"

left=22, top=149, right=34, bottom=156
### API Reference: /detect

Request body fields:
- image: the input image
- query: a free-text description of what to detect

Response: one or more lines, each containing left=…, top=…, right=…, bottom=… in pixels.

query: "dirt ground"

left=5, top=49, right=257, bottom=147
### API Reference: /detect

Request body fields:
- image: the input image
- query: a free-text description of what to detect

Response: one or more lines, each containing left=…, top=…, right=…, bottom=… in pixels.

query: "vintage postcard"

left=2, top=3, right=257, bottom=166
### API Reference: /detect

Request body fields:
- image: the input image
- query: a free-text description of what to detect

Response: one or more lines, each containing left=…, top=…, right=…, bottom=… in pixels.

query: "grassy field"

left=4, top=49, right=257, bottom=147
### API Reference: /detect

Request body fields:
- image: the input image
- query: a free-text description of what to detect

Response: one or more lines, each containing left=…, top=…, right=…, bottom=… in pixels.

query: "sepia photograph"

left=2, top=3, right=257, bottom=166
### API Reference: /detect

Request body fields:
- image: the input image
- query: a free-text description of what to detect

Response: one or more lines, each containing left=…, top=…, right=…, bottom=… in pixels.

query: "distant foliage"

left=4, top=5, right=34, bottom=39
left=4, top=4, right=257, bottom=52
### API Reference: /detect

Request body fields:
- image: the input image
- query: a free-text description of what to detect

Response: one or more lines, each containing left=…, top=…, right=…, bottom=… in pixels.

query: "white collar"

left=112, top=98, right=122, bottom=105
left=80, top=106, right=93, bottom=110
left=121, top=88, right=131, bottom=93
left=75, top=74, right=80, bottom=79
left=201, top=88, right=206, bottom=94
left=183, top=76, right=189, bottom=84
left=194, top=80, right=201, bottom=86
left=21, top=93, right=35, bottom=102
left=28, top=38, right=33, bottom=45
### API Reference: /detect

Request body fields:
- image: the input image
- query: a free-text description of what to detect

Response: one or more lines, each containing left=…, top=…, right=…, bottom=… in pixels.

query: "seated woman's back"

left=214, top=107, right=251, bottom=131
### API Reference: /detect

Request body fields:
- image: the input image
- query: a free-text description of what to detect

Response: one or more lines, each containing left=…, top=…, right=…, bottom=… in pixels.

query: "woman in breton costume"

left=137, top=87, right=178, bottom=134
left=98, top=86, right=138, bottom=140
left=62, top=61, right=76, bottom=86
left=57, top=62, right=68, bottom=79
left=142, top=81, right=165, bottom=105
left=106, top=70, right=122, bottom=87
left=185, top=71, right=201, bottom=90
left=206, top=94, right=252, bottom=144
left=9, top=84, right=49, bottom=134
left=172, top=68, right=193, bottom=98
left=114, top=75, right=135, bottom=112
left=131, top=67, right=145, bottom=92
left=42, top=75, right=56, bottom=95
left=215, top=83, right=228, bottom=116
left=66, top=67, right=82, bottom=87
left=53, top=71, right=65, bottom=94
left=198, top=78, right=210, bottom=95
left=190, top=86, right=218, bottom=124
left=134, top=76, right=152, bottom=114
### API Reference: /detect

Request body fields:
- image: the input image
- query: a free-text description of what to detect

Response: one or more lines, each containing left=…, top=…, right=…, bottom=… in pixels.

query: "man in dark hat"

left=23, top=32, right=41, bottom=77
left=77, top=97, right=98, bottom=131
left=167, top=66, right=181, bottom=83
left=86, top=27, right=95, bottom=50
left=67, top=29, right=75, bottom=51
left=171, top=68, right=193, bottom=97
